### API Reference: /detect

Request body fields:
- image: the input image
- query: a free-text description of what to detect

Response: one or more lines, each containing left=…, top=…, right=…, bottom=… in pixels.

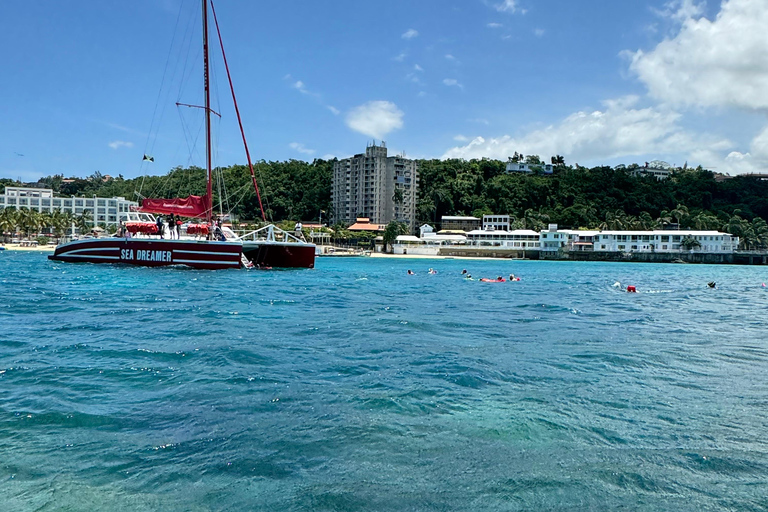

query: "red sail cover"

left=140, top=195, right=210, bottom=218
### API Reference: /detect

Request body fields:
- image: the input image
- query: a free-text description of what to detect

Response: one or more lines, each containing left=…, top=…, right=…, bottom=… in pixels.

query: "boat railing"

left=236, top=224, right=309, bottom=244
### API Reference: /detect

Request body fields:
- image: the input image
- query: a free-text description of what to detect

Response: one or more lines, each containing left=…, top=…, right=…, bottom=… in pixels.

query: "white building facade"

left=592, top=230, right=737, bottom=253
left=0, top=187, right=137, bottom=227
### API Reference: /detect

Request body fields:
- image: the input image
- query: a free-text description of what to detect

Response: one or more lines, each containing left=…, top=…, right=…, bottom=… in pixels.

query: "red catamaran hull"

left=242, top=242, right=316, bottom=269
left=48, top=238, right=242, bottom=270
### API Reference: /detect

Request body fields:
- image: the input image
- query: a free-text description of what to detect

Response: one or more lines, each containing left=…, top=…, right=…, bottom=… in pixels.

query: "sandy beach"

left=367, top=252, right=514, bottom=261
left=1, top=244, right=57, bottom=252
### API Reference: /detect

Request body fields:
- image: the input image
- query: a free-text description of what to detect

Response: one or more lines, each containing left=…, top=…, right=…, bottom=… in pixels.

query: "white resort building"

left=0, top=187, right=137, bottom=228
left=394, top=222, right=739, bottom=257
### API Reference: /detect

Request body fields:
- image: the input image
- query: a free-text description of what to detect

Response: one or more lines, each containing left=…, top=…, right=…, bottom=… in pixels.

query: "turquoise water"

left=2, top=252, right=768, bottom=511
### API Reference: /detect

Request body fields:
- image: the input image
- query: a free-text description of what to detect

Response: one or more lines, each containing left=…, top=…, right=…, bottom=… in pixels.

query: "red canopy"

left=140, top=195, right=210, bottom=218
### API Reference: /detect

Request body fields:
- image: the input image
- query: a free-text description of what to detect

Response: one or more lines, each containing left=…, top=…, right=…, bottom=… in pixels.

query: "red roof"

left=348, top=218, right=384, bottom=231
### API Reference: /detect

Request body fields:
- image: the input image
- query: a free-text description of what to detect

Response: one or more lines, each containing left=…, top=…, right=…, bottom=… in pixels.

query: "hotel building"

left=0, top=187, right=137, bottom=228
left=331, top=142, right=419, bottom=230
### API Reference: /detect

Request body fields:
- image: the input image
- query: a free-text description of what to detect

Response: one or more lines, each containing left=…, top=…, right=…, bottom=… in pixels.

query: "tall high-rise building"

left=331, top=142, right=419, bottom=230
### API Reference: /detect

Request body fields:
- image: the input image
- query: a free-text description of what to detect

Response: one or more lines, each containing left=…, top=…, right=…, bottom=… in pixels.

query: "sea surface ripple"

left=2, top=252, right=768, bottom=510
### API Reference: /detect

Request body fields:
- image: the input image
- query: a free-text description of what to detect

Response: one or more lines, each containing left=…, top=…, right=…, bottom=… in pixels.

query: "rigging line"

left=136, top=0, right=185, bottom=199
left=175, top=4, right=202, bottom=105
left=254, top=160, right=273, bottom=222
left=219, top=181, right=252, bottom=219
left=210, top=0, right=267, bottom=222
left=142, top=0, right=184, bottom=157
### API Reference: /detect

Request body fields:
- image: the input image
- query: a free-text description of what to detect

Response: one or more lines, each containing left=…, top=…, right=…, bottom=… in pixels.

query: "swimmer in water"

left=407, top=269, right=414, bottom=275
left=465, top=273, right=473, bottom=280
left=461, top=269, right=467, bottom=275
left=707, top=281, right=716, bottom=288
left=428, top=268, right=437, bottom=274
left=612, top=281, right=621, bottom=288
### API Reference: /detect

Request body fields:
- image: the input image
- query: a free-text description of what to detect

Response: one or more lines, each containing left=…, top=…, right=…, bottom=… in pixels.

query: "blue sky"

left=2, top=0, right=767, bottom=181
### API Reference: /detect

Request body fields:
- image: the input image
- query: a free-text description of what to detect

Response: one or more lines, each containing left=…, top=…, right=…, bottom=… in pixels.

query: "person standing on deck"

left=156, top=215, right=164, bottom=239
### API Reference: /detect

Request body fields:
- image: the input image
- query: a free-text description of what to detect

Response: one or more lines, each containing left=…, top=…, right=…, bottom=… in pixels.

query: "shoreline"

left=368, top=252, right=524, bottom=261
left=1, top=244, right=57, bottom=252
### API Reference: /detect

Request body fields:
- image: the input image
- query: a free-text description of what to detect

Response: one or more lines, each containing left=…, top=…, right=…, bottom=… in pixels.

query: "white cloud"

left=443, top=96, right=731, bottom=166
left=443, top=78, right=464, bottom=89
left=108, top=140, right=133, bottom=150
left=454, top=135, right=470, bottom=142
left=393, top=52, right=407, bottom=62
left=406, top=73, right=424, bottom=85
left=487, top=22, right=503, bottom=28
left=293, top=80, right=309, bottom=94
left=496, top=0, right=518, bottom=13
left=418, top=91, right=427, bottom=97
left=345, top=101, right=404, bottom=139
left=327, top=106, right=340, bottom=116
left=708, top=124, right=768, bottom=174
left=445, top=54, right=456, bottom=61
left=534, top=28, right=545, bottom=37
left=468, top=118, right=490, bottom=125
left=653, top=0, right=705, bottom=23
left=414, top=64, right=424, bottom=72
left=629, top=0, right=768, bottom=110
left=289, top=142, right=315, bottom=155
left=402, top=29, right=419, bottom=39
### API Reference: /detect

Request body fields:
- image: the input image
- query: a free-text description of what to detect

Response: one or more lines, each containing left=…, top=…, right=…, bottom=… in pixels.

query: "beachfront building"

left=592, top=231, right=737, bottom=253
left=0, top=186, right=137, bottom=228
left=466, top=228, right=541, bottom=249
left=483, top=215, right=510, bottom=231
left=331, top=142, right=419, bottom=230
left=440, top=216, right=481, bottom=232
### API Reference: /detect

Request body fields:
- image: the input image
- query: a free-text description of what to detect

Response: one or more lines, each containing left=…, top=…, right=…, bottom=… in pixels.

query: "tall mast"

left=203, top=0, right=213, bottom=226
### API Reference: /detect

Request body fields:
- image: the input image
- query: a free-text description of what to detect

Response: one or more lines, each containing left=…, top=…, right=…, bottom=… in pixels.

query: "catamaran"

left=49, top=0, right=315, bottom=270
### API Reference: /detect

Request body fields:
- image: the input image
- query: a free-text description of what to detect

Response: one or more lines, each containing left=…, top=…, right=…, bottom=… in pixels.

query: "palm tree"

left=751, top=217, right=768, bottom=249
left=637, top=211, right=658, bottom=230
left=382, top=221, right=408, bottom=253
left=602, top=209, right=628, bottom=230
left=691, top=212, right=720, bottom=231
left=75, top=209, right=93, bottom=234
left=49, top=209, right=71, bottom=242
left=0, top=207, right=18, bottom=242
left=15, top=208, right=42, bottom=238
left=521, top=209, right=549, bottom=231
left=670, top=204, right=690, bottom=228
left=680, top=236, right=701, bottom=251
left=656, top=210, right=673, bottom=228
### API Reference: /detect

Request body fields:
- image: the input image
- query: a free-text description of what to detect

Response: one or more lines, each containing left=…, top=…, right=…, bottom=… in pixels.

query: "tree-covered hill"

left=4, top=158, right=768, bottom=247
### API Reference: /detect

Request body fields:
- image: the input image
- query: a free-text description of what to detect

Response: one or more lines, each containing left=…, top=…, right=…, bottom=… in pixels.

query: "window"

left=618, top=245, right=626, bottom=250
left=662, top=245, right=668, bottom=250
left=661, top=236, right=669, bottom=242
left=631, top=245, right=638, bottom=250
